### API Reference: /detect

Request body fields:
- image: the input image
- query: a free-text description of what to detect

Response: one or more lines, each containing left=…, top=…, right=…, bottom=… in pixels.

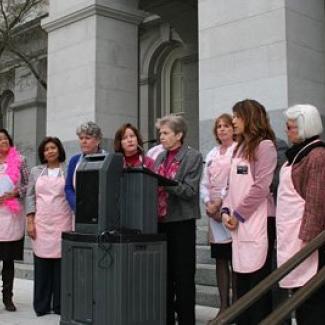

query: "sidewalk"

left=0, top=278, right=217, bottom=325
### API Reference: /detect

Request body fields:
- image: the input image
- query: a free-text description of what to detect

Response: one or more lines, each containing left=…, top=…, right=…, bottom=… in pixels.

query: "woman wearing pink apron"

left=276, top=104, right=325, bottom=324
left=0, top=129, right=29, bottom=312
left=222, top=100, right=277, bottom=325
left=200, top=113, right=236, bottom=323
left=26, top=137, right=72, bottom=316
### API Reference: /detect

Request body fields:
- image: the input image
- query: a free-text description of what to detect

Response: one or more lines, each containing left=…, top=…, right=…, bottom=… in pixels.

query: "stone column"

left=42, top=0, right=145, bottom=154
left=198, top=0, right=325, bottom=153
left=11, top=64, right=47, bottom=166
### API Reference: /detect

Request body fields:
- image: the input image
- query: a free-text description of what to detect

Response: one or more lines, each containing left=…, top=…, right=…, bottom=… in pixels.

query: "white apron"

left=32, top=168, right=72, bottom=258
left=276, top=141, right=319, bottom=288
left=227, top=156, right=268, bottom=273
left=0, top=164, right=24, bottom=241
left=207, top=145, right=234, bottom=243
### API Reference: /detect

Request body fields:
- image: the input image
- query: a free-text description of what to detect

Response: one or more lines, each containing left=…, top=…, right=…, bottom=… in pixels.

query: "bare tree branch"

left=7, top=43, right=47, bottom=90
left=0, top=0, right=47, bottom=90
left=0, top=0, right=8, bottom=31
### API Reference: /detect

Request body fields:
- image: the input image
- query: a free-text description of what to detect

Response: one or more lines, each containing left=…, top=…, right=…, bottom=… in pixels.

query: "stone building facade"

left=1, top=0, right=325, bottom=307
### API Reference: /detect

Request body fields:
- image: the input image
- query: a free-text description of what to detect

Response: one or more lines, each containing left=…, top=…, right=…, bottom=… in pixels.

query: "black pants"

left=1, top=260, right=14, bottom=301
left=235, top=261, right=272, bottom=325
left=265, top=218, right=291, bottom=325
left=158, top=219, right=196, bottom=325
left=295, top=247, right=325, bottom=325
left=33, top=255, right=61, bottom=315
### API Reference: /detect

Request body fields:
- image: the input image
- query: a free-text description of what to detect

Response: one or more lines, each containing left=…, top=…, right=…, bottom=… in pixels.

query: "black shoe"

left=4, top=300, right=16, bottom=312
left=36, top=311, right=49, bottom=317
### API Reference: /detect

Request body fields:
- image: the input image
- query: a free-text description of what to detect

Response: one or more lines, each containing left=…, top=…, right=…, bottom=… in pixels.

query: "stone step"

left=15, top=262, right=34, bottom=280
left=196, top=226, right=208, bottom=245
left=196, top=263, right=216, bottom=286
left=24, top=236, right=32, bottom=249
left=197, top=215, right=208, bottom=227
left=197, top=245, right=214, bottom=265
left=196, top=284, right=219, bottom=308
left=23, top=248, right=34, bottom=265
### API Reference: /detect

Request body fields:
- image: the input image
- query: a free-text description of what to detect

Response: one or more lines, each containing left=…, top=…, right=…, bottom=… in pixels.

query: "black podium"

left=61, top=153, right=176, bottom=325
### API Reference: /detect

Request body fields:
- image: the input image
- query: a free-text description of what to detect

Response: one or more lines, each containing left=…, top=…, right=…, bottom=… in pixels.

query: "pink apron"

left=0, top=165, right=24, bottom=241
left=32, top=168, right=72, bottom=258
left=227, top=156, right=268, bottom=273
left=276, top=141, right=319, bottom=288
left=207, top=145, right=234, bottom=243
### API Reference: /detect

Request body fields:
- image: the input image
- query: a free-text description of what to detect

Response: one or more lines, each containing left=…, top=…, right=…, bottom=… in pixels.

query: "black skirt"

left=0, top=238, right=24, bottom=260
left=210, top=242, right=232, bottom=260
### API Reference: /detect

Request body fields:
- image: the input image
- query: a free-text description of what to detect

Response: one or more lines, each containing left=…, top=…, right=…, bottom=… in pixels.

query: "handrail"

left=212, top=230, right=325, bottom=325
left=260, top=266, right=325, bottom=325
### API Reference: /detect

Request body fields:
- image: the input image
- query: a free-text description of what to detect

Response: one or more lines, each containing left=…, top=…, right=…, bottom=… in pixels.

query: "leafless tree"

left=0, top=0, right=47, bottom=89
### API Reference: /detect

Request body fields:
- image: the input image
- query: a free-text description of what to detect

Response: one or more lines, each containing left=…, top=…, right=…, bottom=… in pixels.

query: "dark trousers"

left=1, top=260, right=14, bottom=301
left=158, top=219, right=196, bottom=325
left=235, top=262, right=272, bottom=325
left=33, top=255, right=61, bottom=315
left=265, top=218, right=291, bottom=325
left=295, top=247, right=325, bottom=325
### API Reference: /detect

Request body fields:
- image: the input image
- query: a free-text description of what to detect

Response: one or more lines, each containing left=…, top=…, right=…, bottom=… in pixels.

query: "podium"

left=61, top=153, right=175, bottom=325
left=75, top=154, right=176, bottom=234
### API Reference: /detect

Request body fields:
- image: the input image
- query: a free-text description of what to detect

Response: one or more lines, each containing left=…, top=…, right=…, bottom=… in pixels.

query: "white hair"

left=284, top=104, right=323, bottom=141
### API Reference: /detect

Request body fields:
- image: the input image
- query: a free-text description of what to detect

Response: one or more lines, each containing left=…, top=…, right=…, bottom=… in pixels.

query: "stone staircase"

left=16, top=215, right=219, bottom=309
left=196, top=214, right=219, bottom=308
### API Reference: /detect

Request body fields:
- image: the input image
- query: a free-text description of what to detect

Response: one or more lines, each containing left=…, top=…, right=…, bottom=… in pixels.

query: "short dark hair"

left=114, top=123, right=143, bottom=154
left=0, top=129, right=14, bottom=147
left=38, top=137, right=66, bottom=164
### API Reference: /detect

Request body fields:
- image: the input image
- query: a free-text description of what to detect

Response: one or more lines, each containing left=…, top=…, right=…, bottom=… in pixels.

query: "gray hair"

left=76, top=121, right=103, bottom=140
left=285, top=104, right=323, bottom=141
left=155, top=114, right=187, bottom=142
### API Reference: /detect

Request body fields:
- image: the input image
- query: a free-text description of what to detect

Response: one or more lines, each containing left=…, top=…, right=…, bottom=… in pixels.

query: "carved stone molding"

left=42, top=4, right=147, bottom=32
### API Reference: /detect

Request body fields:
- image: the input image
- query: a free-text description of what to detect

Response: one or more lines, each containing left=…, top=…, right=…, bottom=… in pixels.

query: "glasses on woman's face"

left=286, top=123, right=298, bottom=131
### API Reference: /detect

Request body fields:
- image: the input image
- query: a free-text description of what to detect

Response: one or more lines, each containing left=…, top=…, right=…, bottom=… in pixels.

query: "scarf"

left=157, top=148, right=181, bottom=220
left=3, top=147, right=22, bottom=213
left=286, top=136, right=324, bottom=165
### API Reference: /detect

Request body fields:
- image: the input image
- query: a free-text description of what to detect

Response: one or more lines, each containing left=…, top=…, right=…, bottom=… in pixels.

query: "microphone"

left=137, top=144, right=144, bottom=152
left=143, top=139, right=157, bottom=144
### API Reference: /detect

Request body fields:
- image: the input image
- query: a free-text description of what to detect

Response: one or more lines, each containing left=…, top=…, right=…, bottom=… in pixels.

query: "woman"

left=26, top=137, right=73, bottom=316
left=276, top=104, right=325, bottom=324
left=65, top=121, right=104, bottom=212
left=114, top=123, right=154, bottom=169
left=200, top=114, right=236, bottom=321
left=154, top=115, right=203, bottom=325
left=0, top=128, right=29, bottom=312
left=222, top=99, right=277, bottom=324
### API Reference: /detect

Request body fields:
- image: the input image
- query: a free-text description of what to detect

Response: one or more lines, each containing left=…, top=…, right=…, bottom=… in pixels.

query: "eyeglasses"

left=286, top=124, right=298, bottom=131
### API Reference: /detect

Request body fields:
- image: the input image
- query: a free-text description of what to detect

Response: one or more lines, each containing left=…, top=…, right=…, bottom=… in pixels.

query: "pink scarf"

left=3, top=147, right=22, bottom=213
left=157, top=156, right=181, bottom=220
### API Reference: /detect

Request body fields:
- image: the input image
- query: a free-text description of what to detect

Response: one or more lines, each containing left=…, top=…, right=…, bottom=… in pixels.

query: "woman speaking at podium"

left=113, top=123, right=154, bottom=169
left=154, top=115, right=203, bottom=325
left=26, top=137, right=73, bottom=316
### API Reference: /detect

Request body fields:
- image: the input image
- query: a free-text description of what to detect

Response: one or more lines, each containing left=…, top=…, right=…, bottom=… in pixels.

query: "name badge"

left=237, top=165, right=248, bottom=175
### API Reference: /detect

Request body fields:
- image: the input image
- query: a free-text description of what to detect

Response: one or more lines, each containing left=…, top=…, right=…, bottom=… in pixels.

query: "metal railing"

left=212, top=230, right=325, bottom=325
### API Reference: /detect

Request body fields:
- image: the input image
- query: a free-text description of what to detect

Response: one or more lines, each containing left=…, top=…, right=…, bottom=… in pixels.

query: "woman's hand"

left=27, top=214, right=36, bottom=239
left=223, top=214, right=238, bottom=230
left=3, top=190, right=19, bottom=199
left=0, top=190, right=19, bottom=204
left=205, top=198, right=222, bottom=217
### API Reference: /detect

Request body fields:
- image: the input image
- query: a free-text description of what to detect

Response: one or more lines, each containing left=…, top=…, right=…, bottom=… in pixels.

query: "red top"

left=124, top=153, right=155, bottom=170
